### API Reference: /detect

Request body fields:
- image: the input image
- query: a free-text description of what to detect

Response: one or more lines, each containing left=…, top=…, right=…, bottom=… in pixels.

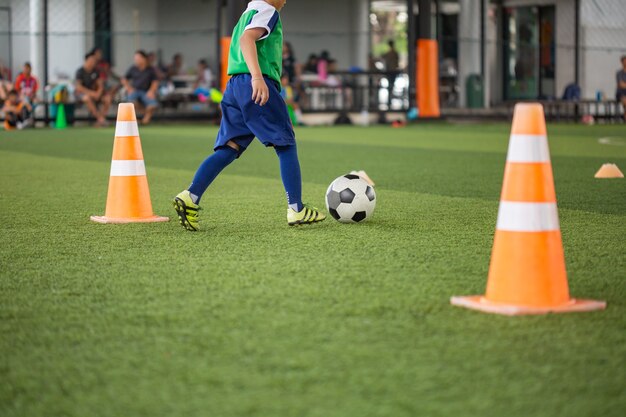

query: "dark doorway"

left=538, top=6, right=556, bottom=99
left=438, top=4, right=459, bottom=107
left=94, top=0, right=112, bottom=63
left=503, top=5, right=555, bottom=100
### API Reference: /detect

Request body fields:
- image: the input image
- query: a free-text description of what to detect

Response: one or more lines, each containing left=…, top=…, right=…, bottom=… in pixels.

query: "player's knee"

left=274, top=144, right=296, bottom=155
left=226, top=140, right=240, bottom=151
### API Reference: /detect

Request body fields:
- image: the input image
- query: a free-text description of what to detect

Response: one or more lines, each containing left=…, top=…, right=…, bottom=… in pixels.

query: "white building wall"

left=0, top=0, right=365, bottom=87
left=554, top=0, right=575, bottom=97
left=48, top=0, right=91, bottom=81
left=580, top=0, right=626, bottom=99
left=0, top=0, right=12, bottom=72
left=1, top=0, right=92, bottom=87
left=29, top=0, right=44, bottom=87
left=3, top=0, right=624, bottom=106
left=108, top=0, right=364, bottom=77
left=458, top=0, right=481, bottom=106
left=281, top=0, right=360, bottom=70
left=110, top=0, right=158, bottom=74
left=156, top=0, right=218, bottom=74
left=350, top=0, right=370, bottom=70
left=0, top=0, right=33, bottom=82
left=486, top=2, right=502, bottom=107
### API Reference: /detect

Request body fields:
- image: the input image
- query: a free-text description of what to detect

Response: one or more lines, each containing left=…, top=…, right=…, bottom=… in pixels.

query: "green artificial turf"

left=0, top=122, right=624, bottom=417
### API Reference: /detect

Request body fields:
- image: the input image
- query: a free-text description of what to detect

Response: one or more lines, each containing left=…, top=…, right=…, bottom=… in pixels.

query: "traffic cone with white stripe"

left=90, top=103, right=169, bottom=224
left=451, top=103, right=606, bottom=315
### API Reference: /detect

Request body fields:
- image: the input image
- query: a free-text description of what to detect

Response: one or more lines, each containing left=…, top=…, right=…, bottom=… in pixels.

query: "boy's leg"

left=274, top=144, right=303, bottom=212
left=141, top=92, right=158, bottom=125
left=173, top=139, right=248, bottom=231
left=5, top=112, right=18, bottom=128
left=99, top=93, right=113, bottom=121
left=239, top=75, right=325, bottom=225
left=142, top=105, right=156, bottom=124
left=185, top=81, right=255, bottom=204
left=188, top=140, right=241, bottom=204
left=173, top=76, right=258, bottom=230
left=81, top=95, right=101, bottom=122
left=19, top=105, right=30, bottom=123
left=275, top=144, right=325, bottom=225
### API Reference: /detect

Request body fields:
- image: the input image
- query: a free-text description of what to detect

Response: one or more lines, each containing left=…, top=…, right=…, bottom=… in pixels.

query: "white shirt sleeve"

left=244, top=3, right=279, bottom=41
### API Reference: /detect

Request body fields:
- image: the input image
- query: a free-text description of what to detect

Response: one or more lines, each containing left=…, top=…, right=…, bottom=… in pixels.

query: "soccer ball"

left=325, top=174, right=376, bottom=223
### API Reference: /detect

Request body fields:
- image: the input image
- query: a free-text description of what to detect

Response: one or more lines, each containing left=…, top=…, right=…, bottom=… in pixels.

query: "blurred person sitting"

left=0, top=59, right=10, bottom=80
left=166, top=53, right=184, bottom=79
left=616, top=55, right=626, bottom=120
left=317, top=50, right=331, bottom=81
left=0, top=77, right=11, bottom=105
left=325, top=59, right=341, bottom=87
left=14, top=62, right=39, bottom=104
left=0, top=60, right=11, bottom=104
left=122, top=50, right=159, bottom=125
left=193, top=59, right=214, bottom=101
left=75, top=52, right=112, bottom=126
left=280, top=73, right=301, bottom=126
left=303, top=54, right=318, bottom=74
left=2, top=89, right=33, bottom=130
left=282, top=42, right=297, bottom=83
left=148, top=51, right=173, bottom=97
left=148, top=51, right=167, bottom=81
left=91, top=47, right=122, bottom=97
left=0, top=81, right=9, bottom=104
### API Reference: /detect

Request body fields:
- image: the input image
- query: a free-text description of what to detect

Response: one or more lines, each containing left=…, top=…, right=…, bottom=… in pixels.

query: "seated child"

left=2, top=89, right=32, bottom=130
left=280, top=73, right=298, bottom=125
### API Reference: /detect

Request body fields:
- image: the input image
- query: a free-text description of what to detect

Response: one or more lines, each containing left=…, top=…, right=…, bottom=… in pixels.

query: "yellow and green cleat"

left=287, top=204, right=326, bottom=226
left=173, top=190, right=201, bottom=231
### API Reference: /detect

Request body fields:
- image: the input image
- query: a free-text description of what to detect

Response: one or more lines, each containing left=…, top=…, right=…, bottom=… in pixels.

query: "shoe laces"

left=303, top=203, right=320, bottom=213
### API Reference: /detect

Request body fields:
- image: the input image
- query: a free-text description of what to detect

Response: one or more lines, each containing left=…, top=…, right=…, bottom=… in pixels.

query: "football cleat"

left=287, top=203, right=326, bottom=226
left=172, top=190, right=201, bottom=231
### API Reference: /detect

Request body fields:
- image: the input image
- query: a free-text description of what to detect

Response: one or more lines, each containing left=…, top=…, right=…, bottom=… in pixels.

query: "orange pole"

left=220, top=37, right=231, bottom=92
left=416, top=39, right=440, bottom=118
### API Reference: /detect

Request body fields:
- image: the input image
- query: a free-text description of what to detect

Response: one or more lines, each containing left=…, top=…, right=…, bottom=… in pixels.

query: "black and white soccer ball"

left=325, top=174, right=376, bottom=223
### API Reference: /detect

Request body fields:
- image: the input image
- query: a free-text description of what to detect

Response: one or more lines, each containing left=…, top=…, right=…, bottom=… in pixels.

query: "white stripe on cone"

left=496, top=201, right=560, bottom=232
left=506, top=134, right=551, bottom=163
left=115, top=121, right=139, bottom=138
left=110, top=160, right=146, bottom=177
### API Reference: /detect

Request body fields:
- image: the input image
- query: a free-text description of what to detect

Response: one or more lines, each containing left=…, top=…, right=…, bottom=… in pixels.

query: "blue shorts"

left=215, top=74, right=295, bottom=155
left=127, top=90, right=158, bottom=108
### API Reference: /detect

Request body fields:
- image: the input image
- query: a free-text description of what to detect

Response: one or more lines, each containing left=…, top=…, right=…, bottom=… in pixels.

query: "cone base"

left=90, top=215, right=169, bottom=224
left=594, top=163, right=623, bottom=178
left=450, top=295, right=606, bottom=316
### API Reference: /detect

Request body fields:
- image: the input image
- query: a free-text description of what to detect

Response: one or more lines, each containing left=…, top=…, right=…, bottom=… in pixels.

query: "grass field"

left=1, top=122, right=625, bottom=417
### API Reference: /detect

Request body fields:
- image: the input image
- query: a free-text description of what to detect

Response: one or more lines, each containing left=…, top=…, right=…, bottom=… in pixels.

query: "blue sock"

left=188, top=146, right=238, bottom=203
left=275, top=145, right=303, bottom=212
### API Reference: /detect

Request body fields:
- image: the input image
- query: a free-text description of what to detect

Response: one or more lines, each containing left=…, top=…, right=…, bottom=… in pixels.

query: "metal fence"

left=0, top=0, right=624, bottom=125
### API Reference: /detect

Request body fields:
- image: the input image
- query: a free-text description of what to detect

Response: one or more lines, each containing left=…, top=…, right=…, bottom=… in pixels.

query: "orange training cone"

left=451, top=103, right=606, bottom=315
left=594, top=163, right=624, bottom=178
left=91, top=103, right=169, bottom=224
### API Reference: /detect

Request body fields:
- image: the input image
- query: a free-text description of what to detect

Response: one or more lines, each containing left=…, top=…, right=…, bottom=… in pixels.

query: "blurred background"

left=0, top=0, right=625, bottom=123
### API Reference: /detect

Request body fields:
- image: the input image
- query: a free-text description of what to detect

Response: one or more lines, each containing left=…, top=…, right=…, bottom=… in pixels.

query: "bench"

left=14, top=80, right=220, bottom=125
left=539, top=99, right=624, bottom=123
